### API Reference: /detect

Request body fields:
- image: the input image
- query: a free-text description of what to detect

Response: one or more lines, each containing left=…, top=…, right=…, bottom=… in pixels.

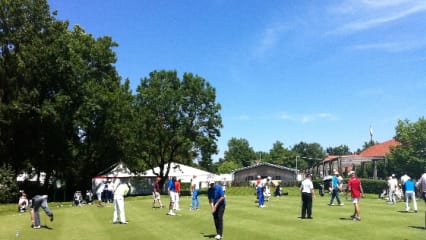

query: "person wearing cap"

left=167, top=177, right=177, bottom=216
left=112, top=182, right=130, bottom=224
left=190, top=175, right=200, bottom=210
left=329, top=170, right=343, bottom=206
left=256, top=175, right=265, bottom=208
left=347, top=171, right=364, bottom=221
left=300, top=173, right=315, bottom=219
left=152, top=177, right=164, bottom=208
left=208, top=180, right=226, bottom=240
left=387, top=174, right=398, bottom=205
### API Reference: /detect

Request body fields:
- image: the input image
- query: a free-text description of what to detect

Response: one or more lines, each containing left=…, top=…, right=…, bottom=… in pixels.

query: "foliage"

left=134, top=70, right=222, bottom=186
left=292, top=141, right=326, bottom=168
left=388, top=117, right=426, bottom=178
left=223, top=138, right=257, bottom=167
left=326, top=144, right=352, bottom=155
left=0, top=164, right=18, bottom=203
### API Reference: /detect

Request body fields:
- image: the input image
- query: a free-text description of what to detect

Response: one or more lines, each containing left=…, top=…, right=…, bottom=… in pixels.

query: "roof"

left=359, top=139, right=400, bottom=157
left=232, top=162, right=296, bottom=174
left=143, top=162, right=217, bottom=182
left=94, top=162, right=139, bottom=178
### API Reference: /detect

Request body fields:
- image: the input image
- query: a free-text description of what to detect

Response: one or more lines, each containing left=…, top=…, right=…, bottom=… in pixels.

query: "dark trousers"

left=330, top=188, right=341, bottom=205
left=301, top=192, right=312, bottom=218
left=213, top=204, right=225, bottom=236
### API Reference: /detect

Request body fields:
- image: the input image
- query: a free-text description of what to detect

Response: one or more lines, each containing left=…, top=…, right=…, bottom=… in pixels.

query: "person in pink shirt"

left=347, top=171, right=364, bottom=221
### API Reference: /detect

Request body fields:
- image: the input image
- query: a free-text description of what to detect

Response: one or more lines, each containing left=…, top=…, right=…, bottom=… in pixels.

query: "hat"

left=348, top=171, right=355, bottom=176
left=209, top=180, right=215, bottom=185
left=334, top=170, right=338, bottom=175
left=257, top=175, right=261, bottom=179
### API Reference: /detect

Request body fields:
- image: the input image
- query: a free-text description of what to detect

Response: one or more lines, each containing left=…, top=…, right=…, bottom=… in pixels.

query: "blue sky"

left=49, top=0, right=426, bottom=160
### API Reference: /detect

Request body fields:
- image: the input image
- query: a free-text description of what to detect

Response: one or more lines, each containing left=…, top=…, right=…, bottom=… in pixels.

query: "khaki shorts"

left=152, top=192, right=161, bottom=200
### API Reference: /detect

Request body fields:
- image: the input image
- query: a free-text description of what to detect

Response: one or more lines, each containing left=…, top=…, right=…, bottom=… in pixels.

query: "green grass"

left=0, top=188, right=425, bottom=240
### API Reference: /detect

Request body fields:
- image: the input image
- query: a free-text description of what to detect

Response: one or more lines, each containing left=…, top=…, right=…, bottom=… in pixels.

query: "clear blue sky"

left=49, top=0, right=426, bottom=160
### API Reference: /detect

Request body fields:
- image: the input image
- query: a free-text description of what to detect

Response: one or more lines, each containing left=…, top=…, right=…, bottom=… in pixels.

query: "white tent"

left=92, top=162, right=150, bottom=195
left=143, top=162, right=217, bottom=185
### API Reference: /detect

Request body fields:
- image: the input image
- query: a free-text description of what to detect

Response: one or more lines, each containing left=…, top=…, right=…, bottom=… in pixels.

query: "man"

left=174, top=178, right=181, bottom=211
left=300, top=173, right=315, bottom=219
left=387, top=174, right=398, bottom=204
left=113, top=182, right=130, bottom=224
left=29, top=195, right=54, bottom=229
left=208, top=180, right=226, bottom=240
left=152, top=177, right=164, bottom=208
left=167, top=177, right=177, bottom=216
left=329, top=170, right=343, bottom=206
left=256, top=175, right=265, bottom=208
left=347, top=171, right=364, bottom=221
left=416, top=173, right=426, bottom=203
left=113, top=182, right=130, bottom=223
left=190, top=175, right=200, bottom=210
left=404, top=177, right=418, bottom=212
left=96, top=181, right=105, bottom=207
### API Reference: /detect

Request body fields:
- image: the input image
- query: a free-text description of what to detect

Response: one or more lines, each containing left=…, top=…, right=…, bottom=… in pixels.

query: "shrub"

left=0, top=164, right=19, bottom=203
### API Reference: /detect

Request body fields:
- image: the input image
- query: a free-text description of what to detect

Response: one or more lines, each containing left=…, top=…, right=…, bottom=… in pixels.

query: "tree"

left=326, top=145, right=351, bottom=156
left=217, top=160, right=240, bottom=174
left=223, top=138, right=257, bottom=167
left=388, top=117, right=426, bottom=178
left=134, top=70, right=222, bottom=186
left=292, top=142, right=326, bottom=168
left=268, top=141, right=292, bottom=166
left=0, top=164, right=18, bottom=203
left=0, top=0, right=134, bottom=192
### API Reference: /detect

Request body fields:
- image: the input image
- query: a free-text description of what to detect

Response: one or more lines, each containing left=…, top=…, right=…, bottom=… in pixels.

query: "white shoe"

left=167, top=211, right=176, bottom=216
left=215, top=234, right=222, bottom=239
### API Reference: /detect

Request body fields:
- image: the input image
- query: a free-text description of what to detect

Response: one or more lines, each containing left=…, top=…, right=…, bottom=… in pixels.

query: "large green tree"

left=292, top=141, right=326, bottom=169
left=0, top=0, right=134, bottom=192
left=388, top=117, right=426, bottom=178
left=134, top=70, right=222, bottom=185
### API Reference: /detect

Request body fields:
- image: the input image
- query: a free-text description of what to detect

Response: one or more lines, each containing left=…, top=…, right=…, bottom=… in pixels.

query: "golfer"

left=113, top=182, right=130, bottom=224
left=208, top=180, right=226, bottom=240
left=347, top=171, right=364, bottom=221
left=29, top=195, right=54, bottom=229
left=300, top=173, right=314, bottom=219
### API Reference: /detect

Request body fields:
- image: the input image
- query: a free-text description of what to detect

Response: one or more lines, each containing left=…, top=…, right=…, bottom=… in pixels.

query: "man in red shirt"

left=347, top=171, right=364, bottom=221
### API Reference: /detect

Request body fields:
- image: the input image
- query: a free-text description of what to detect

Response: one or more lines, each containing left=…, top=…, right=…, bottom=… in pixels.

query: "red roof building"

left=359, top=139, right=400, bottom=157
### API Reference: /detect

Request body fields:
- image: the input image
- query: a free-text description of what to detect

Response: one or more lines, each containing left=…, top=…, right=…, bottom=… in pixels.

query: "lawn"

left=0, top=188, right=424, bottom=240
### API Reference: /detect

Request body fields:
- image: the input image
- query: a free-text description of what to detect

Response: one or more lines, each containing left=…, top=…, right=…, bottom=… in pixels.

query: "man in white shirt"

left=113, top=182, right=130, bottom=224
left=300, top=174, right=315, bottom=219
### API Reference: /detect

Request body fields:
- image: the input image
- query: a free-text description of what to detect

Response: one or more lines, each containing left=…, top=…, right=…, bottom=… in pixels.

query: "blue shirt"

left=168, top=180, right=175, bottom=192
left=404, top=179, right=415, bottom=191
left=332, top=176, right=339, bottom=189
left=208, top=184, right=226, bottom=206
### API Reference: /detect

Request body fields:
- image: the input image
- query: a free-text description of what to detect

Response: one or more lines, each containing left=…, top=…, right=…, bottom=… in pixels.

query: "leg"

left=307, top=195, right=312, bottom=218
left=113, top=199, right=119, bottom=222
left=118, top=198, right=126, bottom=222
left=215, top=204, right=225, bottom=236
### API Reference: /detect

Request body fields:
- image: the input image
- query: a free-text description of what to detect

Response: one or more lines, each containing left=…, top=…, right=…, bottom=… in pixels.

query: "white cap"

left=209, top=180, right=215, bottom=185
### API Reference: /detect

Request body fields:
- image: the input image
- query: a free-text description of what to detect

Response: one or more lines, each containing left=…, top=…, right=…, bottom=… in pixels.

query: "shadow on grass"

left=408, top=226, right=425, bottom=230
left=41, top=225, right=53, bottom=230
left=339, top=217, right=354, bottom=221
left=201, top=233, right=217, bottom=238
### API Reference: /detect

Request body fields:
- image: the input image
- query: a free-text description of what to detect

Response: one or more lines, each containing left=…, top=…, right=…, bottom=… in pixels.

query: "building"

left=232, top=162, right=297, bottom=183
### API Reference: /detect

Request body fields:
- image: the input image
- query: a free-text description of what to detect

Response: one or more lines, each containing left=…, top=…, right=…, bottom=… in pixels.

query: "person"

left=274, top=184, right=282, bottom=197
left=29, top=195, right=54, bottom=229
left=208, top=180, right=226, bottom=240
left=112, top=182, right=130, bottom=224
left=167, top=177, right=177, bottom=216
left=96, top=181, right=105, bottom=207
left=190, top=175, right=200, bottom=210
left=174, top=178, right=181, bottom=211
left=329, top=171, right=343, bottom=206
left=256, top=175, right=265, bottom=208
left=85, top=190, right=94, bottom=205
left=400, top=173, right=410, bottom=201
left=73, top=191, right=83, bottom=206
left=404, top=177, right=418, bottom=212
left=387, top=174, right=398, bottom=204
left=347, top=171, right=364, bottom=221
left=264, top=177, right=271, bottom=201
left=416, top=173, right=426, bottom=203
left=300, top=173, right=315, bottom=219
left=152, top=177, right=164, bottom=208
left=18, top=192, right=29, bottom=212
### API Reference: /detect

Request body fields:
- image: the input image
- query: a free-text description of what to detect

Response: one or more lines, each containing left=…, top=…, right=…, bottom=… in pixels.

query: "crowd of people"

left=17, top=171, right=426, bottom=240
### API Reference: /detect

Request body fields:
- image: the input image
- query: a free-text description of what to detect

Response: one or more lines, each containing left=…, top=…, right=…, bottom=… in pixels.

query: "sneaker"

left=33, top=225, right=41, bottom=229
left=167, top=212, right=176, bottom=216
left=339, top=203, right=344, bottom=206
left=414, top=210, right=418, bottom=213
left=328, top=203, right=335, bottom=206
left=120, top=221, right=128, bottom=224
left=49, top=214, right=54, bottom=222
left=113, top=221, right=120, bottom=224
left=215, top=234, right=222, bottom=239
left=350, top=214, right=355, bottom=219
left=353, top=216, right=361, bottom=221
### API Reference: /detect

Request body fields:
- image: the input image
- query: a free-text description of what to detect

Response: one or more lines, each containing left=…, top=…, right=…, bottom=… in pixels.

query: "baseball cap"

left=209, top=180, right=215, bottom=185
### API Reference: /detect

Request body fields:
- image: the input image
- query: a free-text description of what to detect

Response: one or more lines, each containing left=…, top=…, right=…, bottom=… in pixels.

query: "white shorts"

left=352, top=198, right=360, bottom=204
left=169, top=191, right=176, bottom=203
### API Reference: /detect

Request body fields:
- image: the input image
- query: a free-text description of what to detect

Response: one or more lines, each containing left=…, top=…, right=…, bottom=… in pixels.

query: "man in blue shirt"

left=167, top=177, right=176, bottom=216
left=208, top=180, right=226, bottom=240
left=329, top=171, right=343, bottom=206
